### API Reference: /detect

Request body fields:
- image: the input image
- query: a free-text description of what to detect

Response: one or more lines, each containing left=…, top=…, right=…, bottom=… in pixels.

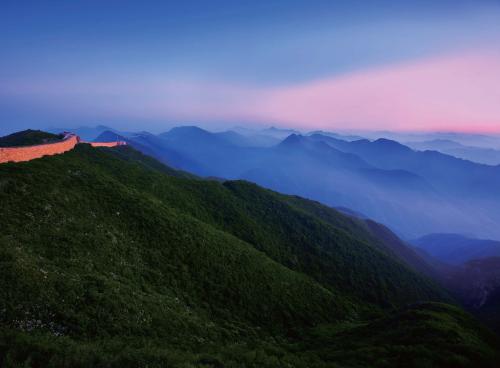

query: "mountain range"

left=92, top=126, right=500, bottom=240
left=406, top=139, right=500, bottom=166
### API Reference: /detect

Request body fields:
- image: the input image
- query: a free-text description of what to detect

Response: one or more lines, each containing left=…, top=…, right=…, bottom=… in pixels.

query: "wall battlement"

left=0, top=133, right=127, bottom=164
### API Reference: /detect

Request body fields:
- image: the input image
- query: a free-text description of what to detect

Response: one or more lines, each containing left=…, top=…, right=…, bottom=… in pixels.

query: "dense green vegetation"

left=0, top=130, right=62, bottom=147
left=0, top=143, right=498, bottom=367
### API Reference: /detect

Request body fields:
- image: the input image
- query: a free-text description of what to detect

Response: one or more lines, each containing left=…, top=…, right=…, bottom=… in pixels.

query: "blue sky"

left=1, top=0, right=500, bottom=134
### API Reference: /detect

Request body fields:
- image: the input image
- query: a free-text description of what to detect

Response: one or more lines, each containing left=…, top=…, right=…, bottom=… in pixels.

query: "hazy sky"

left=1, top=0, right=500, bottom=134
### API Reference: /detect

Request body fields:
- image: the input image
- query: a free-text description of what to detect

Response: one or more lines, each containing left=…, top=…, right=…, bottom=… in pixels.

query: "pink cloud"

left=3, top=50, right=500, bottom=133
left=250, top=51, right=500, bottom=132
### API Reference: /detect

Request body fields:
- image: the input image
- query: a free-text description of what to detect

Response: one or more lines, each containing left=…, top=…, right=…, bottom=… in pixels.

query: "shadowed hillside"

left=0, top=130, right=62, bottom=147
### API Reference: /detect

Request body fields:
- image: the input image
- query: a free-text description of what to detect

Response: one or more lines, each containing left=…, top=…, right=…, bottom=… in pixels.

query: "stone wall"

left=0, top=134, right=80, bottom=164
left=88, top=141, right=127, bottom=148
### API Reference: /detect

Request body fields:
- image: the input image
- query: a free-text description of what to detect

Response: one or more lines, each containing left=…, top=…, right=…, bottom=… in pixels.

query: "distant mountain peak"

left=374, top=137, right=404, bottom=146
left=94, top=130, right=128, bottom=143
left=279, top=133, right=307, bottom=146
left=168, top=125, right=208, bottom=133
left=160, top=126, right=215, bottom=141
left=372, top=138, right=413, bottom=152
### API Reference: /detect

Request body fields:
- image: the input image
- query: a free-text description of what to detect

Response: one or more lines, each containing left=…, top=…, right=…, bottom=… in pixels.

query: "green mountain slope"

left=0, top=144, right=498, bottom=367
left=81, top=145, right=447, bottom=307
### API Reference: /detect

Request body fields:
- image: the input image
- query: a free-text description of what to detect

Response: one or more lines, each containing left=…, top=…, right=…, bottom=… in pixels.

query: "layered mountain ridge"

left=92, top=126, right=500, bottom=239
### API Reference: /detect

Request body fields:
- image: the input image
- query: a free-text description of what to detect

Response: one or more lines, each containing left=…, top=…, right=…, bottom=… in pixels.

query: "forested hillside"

left=0, top=130, right=62, bottom=147
left=0, top=143, right=498, bottom=367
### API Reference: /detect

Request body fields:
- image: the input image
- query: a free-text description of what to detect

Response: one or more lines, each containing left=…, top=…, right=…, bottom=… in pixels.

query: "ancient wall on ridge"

left=0, top=135, right=80, bottom=164
left=0, top=134, right=128, bottom=164
left=88, top=141, right=127, bottom=148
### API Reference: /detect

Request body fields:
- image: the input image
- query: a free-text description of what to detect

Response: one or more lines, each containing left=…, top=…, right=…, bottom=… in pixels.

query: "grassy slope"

left=0, top=144, right=498, bottom=367
left=0, top=130, right=62, bottom=147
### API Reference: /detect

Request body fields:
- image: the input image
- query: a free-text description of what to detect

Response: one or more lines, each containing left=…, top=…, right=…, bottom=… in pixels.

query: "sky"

left=1, top=0, right=500, bottom=134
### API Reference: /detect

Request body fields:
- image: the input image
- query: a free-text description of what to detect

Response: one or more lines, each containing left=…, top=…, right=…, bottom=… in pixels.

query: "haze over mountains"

left=406, top=139, right=500, bottom=166
left=412, top=234, right=500, bottom=265
left=79, top=124, right=500, bottom=241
